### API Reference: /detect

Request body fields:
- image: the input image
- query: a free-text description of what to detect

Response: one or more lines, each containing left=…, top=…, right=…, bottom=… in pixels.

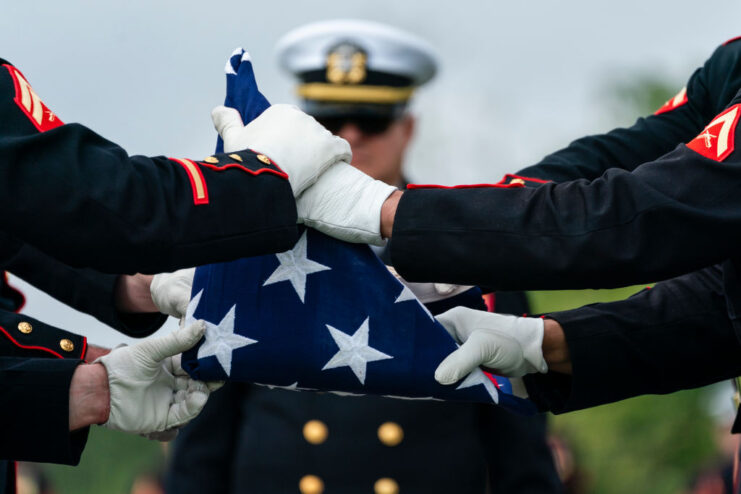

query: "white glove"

left=386, top=266, right=473, bottom=304
left=97, top=321, right=216, bottom=435
left=434, top=307, right=548, bottom=382
left=211, top=104, right=352, bottom=196
left=151, top=268, right=195, bottom=319
left=297, top=162, right=397, bottom=246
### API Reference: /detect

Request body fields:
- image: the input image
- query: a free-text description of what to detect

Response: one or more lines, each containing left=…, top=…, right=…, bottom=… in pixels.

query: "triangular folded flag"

left=181, top=49, right=535, bottom=415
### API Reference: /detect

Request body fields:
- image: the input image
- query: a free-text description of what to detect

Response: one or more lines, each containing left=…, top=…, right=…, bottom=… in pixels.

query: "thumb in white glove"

left=211, top=104, right=352, bottom=196
left=151, top=268, right=195, bottom=319
left=434, top=307, right=548, bottom=383
left=97, top=320, right=214, bottom=435
left=297, top=162, right=397, bottom=246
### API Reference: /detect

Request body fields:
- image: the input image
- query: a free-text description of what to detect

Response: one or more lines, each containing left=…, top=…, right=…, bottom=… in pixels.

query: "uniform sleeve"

left=391, top=90, right=741, bottom=289
left=523, top=265, right=741, bottom=413
left=0, top=60, right=298, bottom=274
left=0, top=310, right=90, bottom=464
left=515, top=40, right=741, bottom=182
left=0, top=357, right=89, bottom=464
left=2, top=240, right=165, bottom=337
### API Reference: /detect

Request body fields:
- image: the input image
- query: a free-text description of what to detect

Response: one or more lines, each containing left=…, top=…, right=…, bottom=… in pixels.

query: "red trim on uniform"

left=3, top=272, right=25, bottom=313
left=80, top=337, right=88, bottom=361
left=0, top=325, right=65, bottom=359
left=654, top=87, right=688, bottom=116
left=496, top=173, right=551, bottom=185
left=198, top=161, right=289, bottom=180
left=407, top=173, right=550, bottom=190
left=724, top=36, right=741, bottom=46
left=3, top=64, right=63, bottom=133
left=686, top=103, right=741, bottom=162
left=407, top=182, right=523, bottom=190
left=482, top=293, right=496, bottom=313
left=170, top=158, right=210, bottom=205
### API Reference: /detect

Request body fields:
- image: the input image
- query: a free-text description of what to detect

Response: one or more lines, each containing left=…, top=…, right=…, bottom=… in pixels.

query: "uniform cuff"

left=0, top=358, right=89, bottom=464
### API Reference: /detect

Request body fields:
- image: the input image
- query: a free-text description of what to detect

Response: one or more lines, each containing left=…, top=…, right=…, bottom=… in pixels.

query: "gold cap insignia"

left=326, top=43, right=367, bottom=85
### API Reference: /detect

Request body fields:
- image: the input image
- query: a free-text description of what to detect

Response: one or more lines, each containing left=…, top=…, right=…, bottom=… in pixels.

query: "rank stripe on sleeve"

left=170, top=158, right=210, bottom=205
left=686, top=103, right=741, bottom=162
left=2, top=64, right=64, bottom=133
left=654, top=86, right=688, bottom=116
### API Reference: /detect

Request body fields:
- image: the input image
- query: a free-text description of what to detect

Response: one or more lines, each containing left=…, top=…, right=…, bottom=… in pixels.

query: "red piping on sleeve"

left=408, top=183, right=522, bottom=190
left=496, top=174, right=551, bottom=184
left=407, top=174, right=550, bottom=190
left=198, top=161, right=288, bottom=179
left=724, top=36, right=741, bottom=46
left=0, top=325, right=65, bottom=359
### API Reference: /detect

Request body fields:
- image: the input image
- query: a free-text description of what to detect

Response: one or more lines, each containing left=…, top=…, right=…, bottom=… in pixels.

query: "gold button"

left=303, top=420, right=328, bottom=445
left=510, top=178, right=526, bottom=185
left=203, top=156, right=219, bottom=164
left=377, top=421, right=404, bottom=447
left=374, top=478, right=399, bottom=494
left=256, top=154, right=272, bottom=165
left=298, top=475, right=324, bottom=494
left=17, top=322, right=32, bottom=334
left=228, top=153, right=243, bottom=162
left=59, top=339, right=75, bottom=352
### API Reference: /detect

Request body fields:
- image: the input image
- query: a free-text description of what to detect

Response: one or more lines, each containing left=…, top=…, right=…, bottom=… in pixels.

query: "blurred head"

left=317, top=112, right=414, bottom=185
left=277, top=19, right=437, bottom=186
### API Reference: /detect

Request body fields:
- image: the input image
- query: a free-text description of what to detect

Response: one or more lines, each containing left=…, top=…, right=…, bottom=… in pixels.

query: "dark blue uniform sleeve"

left=0, top=310, right=90, bottom=464
left=523, top=264, right=741, bottom=413
left=516, top=39, right=741, bottom=182
left=0, top=237, right=165, bottom=337
left=0, top=59, right=298, bottom=274
left=391, top=86, right=741, bottom=289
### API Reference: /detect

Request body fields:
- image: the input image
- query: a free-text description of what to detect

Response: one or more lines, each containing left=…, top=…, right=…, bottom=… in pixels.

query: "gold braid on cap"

left=297, top=83, right=415, bottom=104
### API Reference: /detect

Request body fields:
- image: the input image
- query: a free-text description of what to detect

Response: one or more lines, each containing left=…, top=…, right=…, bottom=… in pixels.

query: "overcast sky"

left=2, top=0, right=740, bottom=345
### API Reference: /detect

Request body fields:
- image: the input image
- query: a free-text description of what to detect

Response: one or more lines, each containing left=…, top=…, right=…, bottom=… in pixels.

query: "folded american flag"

left=180, top=49, right=535, bottom=414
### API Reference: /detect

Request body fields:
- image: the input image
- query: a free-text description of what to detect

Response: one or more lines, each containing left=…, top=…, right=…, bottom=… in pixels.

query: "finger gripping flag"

left=181, top=49, right=535, bottom=415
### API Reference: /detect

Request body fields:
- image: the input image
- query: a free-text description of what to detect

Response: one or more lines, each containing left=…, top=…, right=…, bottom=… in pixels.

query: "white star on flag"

left=456, top=369, right=500, bottom=403
left=322, top=317, right=393, bottom=385
left=394, top=284, right=434, bottom=320
left=263, top=231, right=331, bottom=303
left=186, top=290, right=256, bottom=376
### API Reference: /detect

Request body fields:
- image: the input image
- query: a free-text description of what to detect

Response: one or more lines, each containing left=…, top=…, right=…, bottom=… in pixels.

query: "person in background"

left=166, top=20, right=562, bottom=494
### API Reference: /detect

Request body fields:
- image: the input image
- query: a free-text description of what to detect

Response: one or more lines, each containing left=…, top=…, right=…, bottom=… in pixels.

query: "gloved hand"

left=211, top=104, right=352, bottom=196
left=297, top=162, right=397, bottom=246
left=97, top=320, right=218, bottom=435
left=434, top=307, right=548, bottom=382
left=151, top=268, right=195, bottom=319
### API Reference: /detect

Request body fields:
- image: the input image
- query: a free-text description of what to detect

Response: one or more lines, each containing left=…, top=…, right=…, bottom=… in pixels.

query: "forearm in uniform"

left=0, top=357, right=89, bottom=464
left=0, top=310, right=91, bottom=464
left=0, top=59, right=298, bottom=274
left=524, top=265, right=741, bottom=413
left=391, top=102, right=741, bottom=289
left=3, top=241, right=165, bottom=337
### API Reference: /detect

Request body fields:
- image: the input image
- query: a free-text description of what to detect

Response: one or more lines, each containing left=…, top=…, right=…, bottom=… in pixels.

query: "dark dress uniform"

left=166, top=292, right=562, bottom=494
left=385, top=35, right=741, bottom=447
left=0, top=57, right=302, bottom=493
left=0, top=58, right=299, bottom=275
left=0, top=243, right=167, bottom=490
left=390, top=36, right=741, bottom=290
